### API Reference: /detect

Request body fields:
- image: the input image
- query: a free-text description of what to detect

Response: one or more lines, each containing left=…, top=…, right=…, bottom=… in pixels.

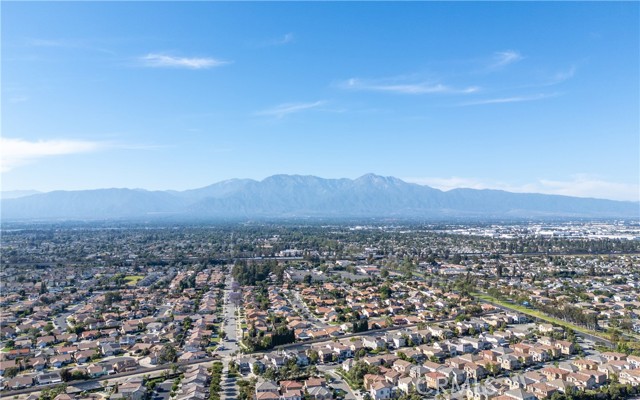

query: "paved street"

left=54, top=302, right=85, bottom=330
left=218, top=272, right=240, bottom=400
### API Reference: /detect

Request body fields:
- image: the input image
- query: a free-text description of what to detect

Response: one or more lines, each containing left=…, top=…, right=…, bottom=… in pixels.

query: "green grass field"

left=124, top=275, right=145, bottom=286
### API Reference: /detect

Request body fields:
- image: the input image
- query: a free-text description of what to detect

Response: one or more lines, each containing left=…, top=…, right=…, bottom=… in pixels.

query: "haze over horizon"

left=1, top=173, right=639, bottom=204
left=2, top=2, right=639, bottom=202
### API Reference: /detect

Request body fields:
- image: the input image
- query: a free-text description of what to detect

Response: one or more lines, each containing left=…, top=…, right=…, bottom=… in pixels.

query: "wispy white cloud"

left=9, top=95, right=29, bottom=104
left=404, top=175, right=639, bottom=202
left=252, top=33, right=296, bottom=48
left=0, top=138, right=108, bottom=173
left=405, top=177, right=492, bottom=192
left=547, top=66, right=576, bottom=85
left=138, top=53, right=230, bottom=69
left=256, top=101, right=326, bottom=118
left=341, top=78, right=479, bottom=95
left=459, top=92, right=558, bottom=106
left=533, top=175, right=639, bottom=202
left=488, top=50, right=523, bottom=70
left=269, top=33, right=295, bottom=46
left=505, top=66, right=576, bottom=91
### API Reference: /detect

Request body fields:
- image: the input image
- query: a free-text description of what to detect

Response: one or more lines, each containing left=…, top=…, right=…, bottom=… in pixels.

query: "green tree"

left=158, top=344, right=177, bottom=363
left=308, top=350, right=319, bottom=364
left=60, top=369, right=72, bottom=382
left=3, top=367, right=18, bottom=378
left=303, top=274, right=313, bottom=285
left=379, top=283, right=392, bottom=300
left=44, top=322, right=54, bottom=333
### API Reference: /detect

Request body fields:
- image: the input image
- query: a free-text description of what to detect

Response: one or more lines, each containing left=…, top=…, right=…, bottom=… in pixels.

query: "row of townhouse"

left=255, top=377, right=332, bottom=400
left=338, top=329, right=583, bottom=399
left=173, top=365, right=210, bottom=400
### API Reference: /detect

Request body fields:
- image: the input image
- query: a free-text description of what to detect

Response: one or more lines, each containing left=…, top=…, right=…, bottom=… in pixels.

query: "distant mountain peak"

left=1, top=174, right=637, bottom=221
left=355, top=173, right=406, bottom=186
left=357, top=173, right=389, bottom=180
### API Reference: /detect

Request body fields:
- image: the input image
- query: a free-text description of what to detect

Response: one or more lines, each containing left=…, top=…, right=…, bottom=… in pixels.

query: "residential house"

left=567, top=372, right=597, bottom=389
left=37, top=371, right=62, bottom=385
left=307, top=386, right=332, bottom=400
left=499, top=354, right=521, bottom=371
left=369, top=380, right=393, bottom=400
left=554, top=341, right=576, bottom=356
left=504, top=388, right=537, bottom=400
left=529, top=382, right=558, bottom=399
left=118, top=379, right=147, bottom=400
left=255, top=380, right=279, bottom=394
left=5, top=376, right=34, bottom=390
left=51, top=353, right=73, bottom=368
left=363, top=336, right=386, bottom=350
left=425, top=372, right=449, bottom=390
left=619, top=369, right=640, bottom=386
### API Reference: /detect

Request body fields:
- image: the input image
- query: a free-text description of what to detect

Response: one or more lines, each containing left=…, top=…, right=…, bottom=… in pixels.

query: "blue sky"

left=2, top=2, right=639, bottom=201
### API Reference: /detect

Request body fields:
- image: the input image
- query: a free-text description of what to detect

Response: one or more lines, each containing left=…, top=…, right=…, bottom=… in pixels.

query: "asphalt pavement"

left=219, top=273, right=240, bottom=400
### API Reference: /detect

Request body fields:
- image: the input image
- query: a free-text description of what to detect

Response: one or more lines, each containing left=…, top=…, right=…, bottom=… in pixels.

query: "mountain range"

left=1, top=174, right=638, bottom=221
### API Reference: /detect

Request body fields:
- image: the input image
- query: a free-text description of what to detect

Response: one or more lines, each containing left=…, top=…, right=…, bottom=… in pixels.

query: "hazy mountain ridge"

left=2, top=174, right=638, bottom=220
left=0, top=190, right=42, bottom=200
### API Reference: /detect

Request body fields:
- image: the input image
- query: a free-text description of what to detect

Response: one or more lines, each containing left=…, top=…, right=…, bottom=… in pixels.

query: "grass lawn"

left=124, top=275, right=145, bottom=286
left=473, top=292, right=613, bottom=342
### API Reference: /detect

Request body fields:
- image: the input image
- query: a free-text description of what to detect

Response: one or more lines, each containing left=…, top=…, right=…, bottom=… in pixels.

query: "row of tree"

left=244, top=324, right=296, bottom=351
left=536, top=302, right=599, bottom=331
left=208, top=362, right=223, bottom=400
left=232, top=260, right=286, bottom=285
left=352, top=317, right=369, bottom=333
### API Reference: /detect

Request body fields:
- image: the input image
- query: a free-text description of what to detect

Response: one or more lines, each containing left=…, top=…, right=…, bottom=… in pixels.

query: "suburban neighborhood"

left=1, top=222, right=639, bottom=400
